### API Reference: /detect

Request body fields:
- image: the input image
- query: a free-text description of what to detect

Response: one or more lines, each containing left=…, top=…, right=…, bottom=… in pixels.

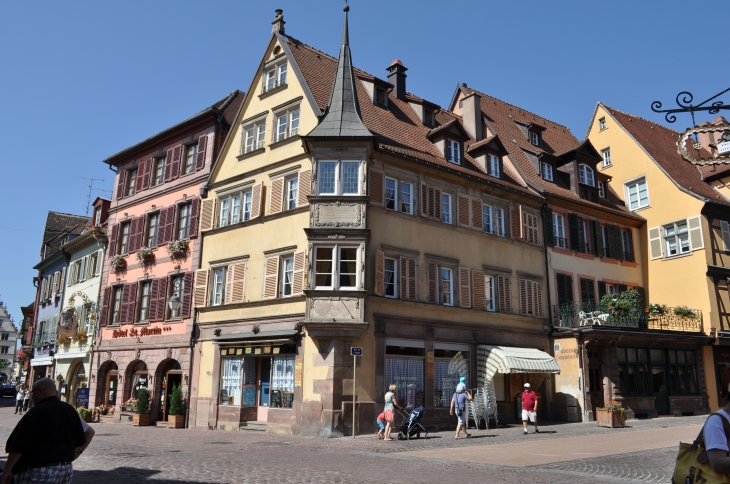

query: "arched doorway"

left=67, top=361, right=88, bottom=407
left=125, top=360, right=149, bottom=402
left=156, top=359, right=181, bottom=421
left=97, top=361, right=118, bottom=407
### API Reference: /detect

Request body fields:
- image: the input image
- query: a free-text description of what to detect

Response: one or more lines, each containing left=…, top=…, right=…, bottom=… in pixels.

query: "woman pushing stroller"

left=382, top=384, right=400, bottom=441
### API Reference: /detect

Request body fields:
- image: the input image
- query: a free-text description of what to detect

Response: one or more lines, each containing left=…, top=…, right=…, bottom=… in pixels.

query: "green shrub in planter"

left=135, top=388, right=150, bottom=415
left=168, top=384, right=185, bottom=417
left=599, top=289, right=646, bottom=325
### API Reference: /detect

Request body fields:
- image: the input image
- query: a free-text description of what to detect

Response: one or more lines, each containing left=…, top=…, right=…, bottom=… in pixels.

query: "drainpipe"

left=577, top=333, right=588, bottom=422
left=184, top=315, right=196, bottom=429
left=541, top=203, right=554, bottom=327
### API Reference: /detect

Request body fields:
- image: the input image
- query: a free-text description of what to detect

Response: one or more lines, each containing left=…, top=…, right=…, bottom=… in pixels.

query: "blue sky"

left=1, top=0, right=727, bottom=323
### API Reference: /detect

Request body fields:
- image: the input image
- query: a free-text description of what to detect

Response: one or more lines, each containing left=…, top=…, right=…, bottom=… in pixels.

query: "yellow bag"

left=673, top=412, right=730, bottom=484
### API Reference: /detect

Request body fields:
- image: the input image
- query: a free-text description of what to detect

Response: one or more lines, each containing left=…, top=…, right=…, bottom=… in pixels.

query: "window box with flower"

left=110, top=255, right=126, bottom=272
left=136, top=247, right=155, bottom=263
left=72, top=329, right=88, bottom=344
left=166, top=239, right=189, bottom=258
left=674, top=305, right=696, bottom=318
left=56, top=335, right=71, bottom=346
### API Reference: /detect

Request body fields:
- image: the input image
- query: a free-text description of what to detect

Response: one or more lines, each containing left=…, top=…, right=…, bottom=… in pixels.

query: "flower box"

left=168, top=415, right=185, bottom=429
left=121, top=405, right=135, bottom=413
left=596, top=408, right=625, bottom=428
left=133, top=414, right=151, bottom=426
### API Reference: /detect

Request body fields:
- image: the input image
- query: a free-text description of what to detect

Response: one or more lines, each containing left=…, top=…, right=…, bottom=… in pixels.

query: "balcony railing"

left=553, top=301, right=703, bottom=332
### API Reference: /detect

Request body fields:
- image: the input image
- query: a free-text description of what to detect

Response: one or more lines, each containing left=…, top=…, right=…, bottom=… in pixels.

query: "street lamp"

left=168, top=295, right=181, bottom=312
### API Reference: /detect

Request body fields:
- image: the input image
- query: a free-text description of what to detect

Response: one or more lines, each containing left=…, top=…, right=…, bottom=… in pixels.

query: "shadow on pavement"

left=73, top=467, right=210, bottom=484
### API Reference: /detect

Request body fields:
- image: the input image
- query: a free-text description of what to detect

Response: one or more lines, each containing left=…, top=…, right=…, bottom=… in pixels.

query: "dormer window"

left=94, top=208, right=101, bottom=227
left=446, top=139, right=461, bottom=165
left=263, top=63, right=287, bottom=93
left=598, top=181, right=606, bottom=198
left=424, top=108, right=434, bottom=127
left=541, top=162, right=553, bottom=182
left=578, top=164, right=595, bottom=186
left=487, top=154, right=500, bottom=178
left=375, top=86, right=387, bottom=106
left=530, top=131, right=540, bottom=146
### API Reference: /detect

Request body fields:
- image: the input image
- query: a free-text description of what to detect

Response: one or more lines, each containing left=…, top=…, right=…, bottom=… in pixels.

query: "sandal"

left=465, top=433, right=472, bottom=438
left=385, top=437, right=394, bottom=441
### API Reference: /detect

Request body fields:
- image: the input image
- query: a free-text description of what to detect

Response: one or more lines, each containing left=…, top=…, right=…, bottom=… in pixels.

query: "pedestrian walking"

left=455, top=376, right=466, bottom=394
left=1, top=378, right=94, bottom=484
left=375, top=412, right=386, bottom=439
left=521, top=382, right=539, bottom=434
left=383, top=384, right=400, bottom=441
left=702, top=395, right=730, bottom=473
left=14, top=387, right=25, bottom=415
left=22, top=387, right=30, bottom=412
left=450, top=387, right=472, bottom=439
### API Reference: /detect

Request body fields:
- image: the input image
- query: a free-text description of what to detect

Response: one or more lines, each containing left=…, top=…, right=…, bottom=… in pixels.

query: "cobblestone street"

left=0, top=399, right=697, bottom=483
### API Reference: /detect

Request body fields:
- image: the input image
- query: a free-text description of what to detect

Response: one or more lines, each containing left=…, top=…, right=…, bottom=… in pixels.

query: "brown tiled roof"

left=461, top=87, right=642, bottom=219
left=40, top=211, right=89, bottom=260
left=285, top=35, right=537, bottom=197
left=603, top=104, right=730, bottom=205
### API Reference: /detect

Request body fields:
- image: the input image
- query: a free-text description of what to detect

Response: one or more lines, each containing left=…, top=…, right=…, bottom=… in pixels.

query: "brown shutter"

left=498, top=275, right=511, bottom=312
left=115, top=170, right=127, bottom=200
left=534, top=281, right=543, bottom=317
left=161, top=205, right=177, bottom=244
left=224, top=265, right=235, bottom=305
left=472, top=270, right=486, bottom=310
left=157, top=207, right=169, bottom=245
left=100, top=286, right=111, bottom=327
left=122, top=283, right=137, bottom=325
left=370, top=169, right=384, bottom=206
left=427, top=261, right=438, bottom=303
left=263, top=256, right=280, bottom=299
left=195, top=135, right=208, bottom=171
left=459, top=267, right=471, bottom=308
left=471, top=198, right=483, bottom=231
left=142, top=157, right=153, bottom=190
left=407, top=258, right=417, bottom=301
left=457, top=195, right=471, bottom=227
left=250, top=182, right=263, bottom=219
left=157, top=277, right=168, bottom=320
left=292, top=251, right=305, bottom=296
left=519, top=279, right=528, bottom=315
left=163, top=148, right=174, bottom=181
left=375, top=250, right=385, bottom=296
left=511, top=204, right=523, bottom=240
left=107, top=224, right=118, bottom=258
left=193, top=269, right=209, bottom=308
left=199, top=198, right=217, bottom=232
left=420, top=182, right=428, bottom=217
left=433, top=187, right=442, bottom=221
left=166, top=145, right=182, bottom=181
left=188, top=197, right=201, bottom=239
left=128, top=217, right=142, bottom=252
left=148, top=279, right=160, bottom=322
left=269, top=177, right=284, bottom=214
left=181, top=272, right=194, bottom=318
left=399, top=256, right=408, bottom=300
left=136, top=161, right=146, bottom=193
left=297, top=169, right=311, bottom=207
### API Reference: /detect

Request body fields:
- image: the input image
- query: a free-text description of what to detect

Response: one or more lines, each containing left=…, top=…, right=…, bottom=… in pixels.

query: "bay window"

left=317, top=160, right=361, bottom=196
left=314, top=245, right=359, bottom=290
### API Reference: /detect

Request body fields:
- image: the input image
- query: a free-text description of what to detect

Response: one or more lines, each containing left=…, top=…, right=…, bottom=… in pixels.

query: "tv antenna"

left=73, top=177, right=110, bottom=215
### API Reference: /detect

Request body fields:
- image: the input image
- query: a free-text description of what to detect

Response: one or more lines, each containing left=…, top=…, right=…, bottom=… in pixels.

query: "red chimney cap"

left=390, top=59, right=404, bottom=67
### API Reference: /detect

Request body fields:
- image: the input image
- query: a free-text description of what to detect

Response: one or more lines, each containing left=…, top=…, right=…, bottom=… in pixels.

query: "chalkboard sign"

left=76, top=388, right=90, bottom=409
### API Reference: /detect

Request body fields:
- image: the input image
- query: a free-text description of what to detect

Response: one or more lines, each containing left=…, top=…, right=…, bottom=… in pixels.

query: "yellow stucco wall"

left=195, top=341, right=215, bottom=399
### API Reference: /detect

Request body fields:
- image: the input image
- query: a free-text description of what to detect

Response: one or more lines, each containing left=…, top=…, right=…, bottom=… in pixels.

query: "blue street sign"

left=350, top=347, right=362, bottom=356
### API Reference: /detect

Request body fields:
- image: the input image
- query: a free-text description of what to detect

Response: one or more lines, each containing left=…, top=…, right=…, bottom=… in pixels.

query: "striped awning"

left=477, top=345, right=560, bottom=382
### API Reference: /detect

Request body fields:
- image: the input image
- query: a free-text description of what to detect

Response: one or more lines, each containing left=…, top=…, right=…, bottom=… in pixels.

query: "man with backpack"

left=449, top=387, right=472, bottom=439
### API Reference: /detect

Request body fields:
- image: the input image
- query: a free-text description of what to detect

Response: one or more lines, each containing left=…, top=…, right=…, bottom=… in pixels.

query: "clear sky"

left=1, top=0, right=728, bottom=323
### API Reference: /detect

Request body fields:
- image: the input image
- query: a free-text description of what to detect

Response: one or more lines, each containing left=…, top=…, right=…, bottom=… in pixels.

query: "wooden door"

left=587, top=346, right=604, bottom=416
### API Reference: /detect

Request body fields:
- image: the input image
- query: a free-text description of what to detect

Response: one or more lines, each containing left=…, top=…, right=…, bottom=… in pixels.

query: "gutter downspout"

left=577, top=333, right=588, bottom=422
left=184, top=314, right=196, bottom=429
left=541, top=202, right=555, bottom=420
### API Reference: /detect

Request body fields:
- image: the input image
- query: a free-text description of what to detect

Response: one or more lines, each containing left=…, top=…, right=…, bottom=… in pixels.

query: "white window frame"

left=211, top=267, right=226, bottom=306
left=599, top=117, right=607, bottom=130
left=601, top=148, right=612, bottom=168
left=384, top=257, right=397, bottom=298
left=153, top=157, right=166, bottom=186
left=552, top=213, right=567, bottom=248
left=578, top=164, right=595, bottom=187
left=485, top=275, right=496, bottom=312
left=488, top=154, right=500, bottom=178
left=218, top=189, right=252, bottom=227
left=385, top=177, right=397, bottom=210
left=127, top=168, right=137, bottom=197
left=598, top=181, right=606, bottom=198
left=625, top=177, right=649, bottom=211
left=663, top=220, right=690, bottom=258
left=446, top=139, right=461, bottom=165
left=441, top=193, right=452, bottom=224
left=139, top=281, right=151, bottom=322
left=280, top=256, right=294, bottom=297
left=183, top=144, right=197, bottom=174
left=264, top=63, right=287, bottom=93
left=286, top=176, right=299, bottom=211
left=440, top=267, right=453, bottom=306
left=530, top=131, right=539, bottom=146
left=483, top=204, right=505, bottom=236
left=274, top=107, right=300, bottom=143
left=177, top=203, right=192, bottom=240
left=399, top=181, right=413, bottom=215
left=316, top=159, right=361, bottom=196
left=542, top=162, right=553, bottom=182
left=313, top=245, right=359, bottom=290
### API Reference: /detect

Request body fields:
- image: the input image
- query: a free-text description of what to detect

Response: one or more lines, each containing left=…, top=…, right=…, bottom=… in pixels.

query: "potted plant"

left=132, top=389, right=151, bottom=426
left=167, top=384, right=185, bottom=429
left=72, top=329, right=88, bottom=344
left=596, top=400, right=626, bottom=428
left=648, top=303, right=668, bottom=316
left=109, top=405, right=116, bottom=416
left=166, top=239, right=189, bottom=258
left=76, top=406, right=93, bottom=423
left=110, top=255, right=126, bottom=272
left=56, top=335, right=71, bottom=346
left=136, top=247, right=154, bottom=262
left=674, top=305, right=696, bottom=318
left=122, top=398, right=137, bottom=412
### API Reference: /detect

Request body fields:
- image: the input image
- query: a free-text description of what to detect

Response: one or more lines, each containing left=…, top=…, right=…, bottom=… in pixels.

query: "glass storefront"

left=385, top=340, right=425, bottom=408
left=433, top=343, right=469, bottom=408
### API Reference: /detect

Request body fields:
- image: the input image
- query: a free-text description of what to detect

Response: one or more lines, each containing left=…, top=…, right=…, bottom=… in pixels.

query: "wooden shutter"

left=115, top=170, right=127, bottom=200
left=544, top=208, right=554, bottom=247
left=157, top=277, right=168, bottom=320
left=107, top=224, right=118, bottom=258
left=166, top=145, right=182, bottom=181
left=472, top=270, right=485, bottom=310
left=407, top=258, right=417, bottom=301
left=399, top=256, right=408, bottom=300
left=420, top=182, right=428, bottom=217
left=471, top=198, right=483, bottom=231
left=136, top=161, right=146, bottom=193
left=534, top=281, right=543, bottom=317
left=100, top=286, right=111, bottom=327
left=580, top=278, right=596, bottom=304
left=375, top=250, right=385, bottom=296
left=189, top=197, right=201, bottom=239
left=199, top=198, right=217, bottom=232
left=148, top=279, right=160, bottom=322
left=292, top=251, right=305, bottom=296
left=457, top=195, right=471, bottom=227
left=193, top=269, right=209, bottom=308
left=161, top=206, right=177, bottom=245
left=625, top=229, right=635, bottom=262
left=224, top=266, right=235, bottom=305
left=370, top=169, right=384, bottom=206
left=129, top=216, right=143, bottom=252
left=612, top=224, right=624, bottom=261
left=511, top=204, right=523, bottom=239
left=181, top=272, right=194, bottom=318
left=519, top=279, right=529, bottom=315
left=523, top=213, right=538, bottom=245
left=269, top=177, right=284, bottom=215
left=263, top=256, right=280, bottom=299
left=143, top=157, right=153, bottom=190
left=597, top=281, right=607, bottom=300
left=556, top=273, right=574, bottom=306
left=427, top=261, right=438, bottom=303
left=231, top=262, right=249, bottom=302
left=618, top=283, right=628, bottom=293
left=594, top=222, right=605, bottom=257
left=157, top=208, right=169, bottom=245
left=120, top=283, right=135, bottom=325
left=433, top=187, right=442, bottom=221
left=195, top=135, right=208, bottom=171
left=648, top=226, right=663, bottom=259
left=297, top=169, right=311, bottom=207
left=568, top=213, right=580, bottom=251
left=163, top=148, right=174, bottom=181
left=688, top=216, right=704, bottom=250
left=459, top=267, right=471, bottom=308
left=497, top=275, right=511, bottom=312
left=250, top=182, right=263, bottom=219
left=60, top=267, right=66, bottom=289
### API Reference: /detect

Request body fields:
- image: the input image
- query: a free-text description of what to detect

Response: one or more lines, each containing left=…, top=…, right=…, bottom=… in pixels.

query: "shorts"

left=16, top=464, right=73, bottom=484
left=384, top=409, right=394, bottom=422
left=456, top=409, right=466, bottom=425
left=522, top=409, right=537, bottom=422
left=377, top=419, right=386, bottom=430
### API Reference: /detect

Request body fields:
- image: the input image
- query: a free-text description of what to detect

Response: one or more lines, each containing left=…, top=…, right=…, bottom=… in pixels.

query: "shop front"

left=56, top=357, right=89, bottom=407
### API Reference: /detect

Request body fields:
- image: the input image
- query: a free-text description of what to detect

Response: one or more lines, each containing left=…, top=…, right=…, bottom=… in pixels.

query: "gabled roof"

left=38, top=211, right=89, bottom=263
left=600, top=103, right=730, bottom=206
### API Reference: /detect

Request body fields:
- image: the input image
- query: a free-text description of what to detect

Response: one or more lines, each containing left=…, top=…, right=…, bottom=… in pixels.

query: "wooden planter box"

left=168, top=415, right=185, bottom=428
left=81, top=413, right=93, bottom=423
left=596, top=408, right=625, bottom=428
left=133, top=414, right=151, bottom=426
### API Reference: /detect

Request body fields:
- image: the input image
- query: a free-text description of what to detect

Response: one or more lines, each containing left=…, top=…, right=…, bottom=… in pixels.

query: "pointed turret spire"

left=306, top=4, right=374, bottom=139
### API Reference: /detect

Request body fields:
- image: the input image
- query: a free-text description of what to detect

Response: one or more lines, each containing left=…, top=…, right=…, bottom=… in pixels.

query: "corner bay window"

left=434, top=345, right=470, bottom=408
left=317, top=160, right=361, bottom=196
left=386, top=341, right=425, bottom=408
left=314, top=246, right=358, bottom=290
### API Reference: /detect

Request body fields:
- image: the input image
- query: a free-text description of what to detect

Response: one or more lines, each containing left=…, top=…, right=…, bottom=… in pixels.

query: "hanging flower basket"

left=56, top=335, right=71, bottom=346
left=72, top=329, right=88, bottom=343
left=136, top=247, right=154, bottom=262
left=166, top=239, right=189, bottom=257
left=110, top=256, right=127, bottom=271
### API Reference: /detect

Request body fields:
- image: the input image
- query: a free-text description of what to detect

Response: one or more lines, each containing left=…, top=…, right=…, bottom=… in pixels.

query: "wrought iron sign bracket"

left=652, top=87, right=730, bottom=124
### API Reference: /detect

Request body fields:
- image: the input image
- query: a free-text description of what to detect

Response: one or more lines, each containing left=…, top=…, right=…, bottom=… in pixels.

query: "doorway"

left=587, top=346, right=604, bottom=415
left=106, top=371, right=118, bottom=406
left=257, top=358, right=271, bottom=421
left=160, top=372, right=182, bottom=421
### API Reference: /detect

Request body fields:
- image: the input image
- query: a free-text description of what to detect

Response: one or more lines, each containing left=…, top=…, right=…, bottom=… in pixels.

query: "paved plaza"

left=0, top=397, right=699, bottom=483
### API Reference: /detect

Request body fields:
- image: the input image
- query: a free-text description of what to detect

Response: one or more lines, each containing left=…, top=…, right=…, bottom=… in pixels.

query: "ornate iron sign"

left=677, top=124, right=730, bottom=165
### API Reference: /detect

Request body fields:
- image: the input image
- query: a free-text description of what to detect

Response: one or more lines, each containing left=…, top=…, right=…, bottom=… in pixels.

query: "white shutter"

left=96, top=249, right=104, bottom=276
left=688, top=216, right=704, bottom=251
left=722, top=221, right=730, bottom=252
left=60, top=267, right=66, bottom=289
left=648, top=227, right=663, bottom=260
left=83, top=255, right=91, bottom=281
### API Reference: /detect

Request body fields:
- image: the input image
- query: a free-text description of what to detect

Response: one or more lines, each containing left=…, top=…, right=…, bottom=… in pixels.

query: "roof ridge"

left=48, top=211, right=88, bottom=219
left=600, top=102, right=682, bottom=135
left=465, top=86, right=572, bottom=131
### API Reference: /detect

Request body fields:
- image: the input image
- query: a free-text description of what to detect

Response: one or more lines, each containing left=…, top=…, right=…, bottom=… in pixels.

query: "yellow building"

left=587, top=103, right=721, bottom=412
left=189, top=8, right=556, bottom=435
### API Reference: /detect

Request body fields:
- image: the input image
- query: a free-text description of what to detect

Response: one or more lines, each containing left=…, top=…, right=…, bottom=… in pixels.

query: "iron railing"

left=553, top=301, right=703, bottom=332
left=553, top=236, right=568, bottom=249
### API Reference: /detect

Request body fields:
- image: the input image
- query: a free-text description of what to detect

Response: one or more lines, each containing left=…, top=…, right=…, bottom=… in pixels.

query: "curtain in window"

left=434, top=358, right=469, bottom=407
left=221, top=358, right=242, bottom=405
left=385, top=357, right=424, bottom=408
left=271, top=356, right=295, bottom=393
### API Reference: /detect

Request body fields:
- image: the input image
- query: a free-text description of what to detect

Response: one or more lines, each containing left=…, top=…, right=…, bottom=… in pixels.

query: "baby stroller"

left=397, top=406, right=429, bottom=440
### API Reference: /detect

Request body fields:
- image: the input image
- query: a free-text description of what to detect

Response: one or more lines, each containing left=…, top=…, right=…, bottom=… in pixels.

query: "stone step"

left=240, top=421, right=267, bottom=432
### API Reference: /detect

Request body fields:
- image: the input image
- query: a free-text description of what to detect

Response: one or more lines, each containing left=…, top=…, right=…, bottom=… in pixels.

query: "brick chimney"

left=461, top=92, right=483, bottom=141
left=272, top=9, right=285, bottom=34
left=386, top=59, right=407, bottom=101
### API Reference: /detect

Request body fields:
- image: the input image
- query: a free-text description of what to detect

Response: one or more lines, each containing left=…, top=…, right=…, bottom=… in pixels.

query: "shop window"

left=385, top=342, right=425, bottom=408
left=271, top=356, right=295, bottom=408
left=617, top=347, right=698, bottom=398
left=668, top=350, right=698, bottom=395
left=221, top=357, right=242, bottom=406
left=433, top=346, right=469, bottom=408
left=131, top=362, right=148, bottom=400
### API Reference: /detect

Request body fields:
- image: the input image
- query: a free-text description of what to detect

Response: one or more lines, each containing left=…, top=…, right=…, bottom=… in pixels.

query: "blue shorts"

left=377, top=419, right=386, bottom=430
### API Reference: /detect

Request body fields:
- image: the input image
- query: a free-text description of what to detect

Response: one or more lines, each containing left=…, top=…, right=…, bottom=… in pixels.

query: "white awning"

left=31, top=357, right=54, bottom=367
left=54, top=351, right=89, bottom=360
left=477, top=345, right=560, bottom=382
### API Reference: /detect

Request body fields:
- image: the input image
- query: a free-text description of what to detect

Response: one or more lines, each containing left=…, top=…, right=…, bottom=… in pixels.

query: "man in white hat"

left=521, top=382, right=539, bottom=435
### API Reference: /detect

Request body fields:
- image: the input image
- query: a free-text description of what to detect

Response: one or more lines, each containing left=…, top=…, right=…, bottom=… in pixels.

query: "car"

left=0, top=384, right=17, bottom=398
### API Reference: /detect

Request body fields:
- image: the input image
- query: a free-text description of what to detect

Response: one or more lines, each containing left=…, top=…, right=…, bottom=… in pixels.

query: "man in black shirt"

left=2, top=378, right=89, bottom=484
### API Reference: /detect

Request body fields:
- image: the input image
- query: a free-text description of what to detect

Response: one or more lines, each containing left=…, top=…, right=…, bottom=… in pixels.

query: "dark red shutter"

left=148, top=278, right=160, bottom=322
left=136, top=162, right=146, bottom=193
left=123, top=283, right=137, bottom=325
left=181, top=272, right=194, bottom=318
left=160, top=205, right=176, bottom=244
left=163, top=148, right=174, bottom=182
left=100, top=286, right=111, bottom=326
left=136, top=215, right=147, bottom=250
left=157, top=277, right=169, bottom=321
left=107, top=224, right=118, bottom=258
left=115, top=170, right=127, bottom=200
left=188, top=198, right=200, bottom=239
left=195, top=135, right=207, bottom=171
left=138, top=158, right=152, bottom=191
left=119, top=284, right=130, bottom=324
left=128, top=217, right=142, bottom=253
left=165, top=145, right=182, bottom=181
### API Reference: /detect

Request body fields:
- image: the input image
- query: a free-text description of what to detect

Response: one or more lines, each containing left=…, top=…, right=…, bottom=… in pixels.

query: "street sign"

left=350, top=347, right=362, bottom=356
left=719, top=140, right=730, bottom=155
left=76, top=388, right=90, bottom=409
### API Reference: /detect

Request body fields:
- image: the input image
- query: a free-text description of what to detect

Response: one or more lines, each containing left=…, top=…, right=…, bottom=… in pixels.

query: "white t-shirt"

left=704, top=409, right=730, bottom=452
